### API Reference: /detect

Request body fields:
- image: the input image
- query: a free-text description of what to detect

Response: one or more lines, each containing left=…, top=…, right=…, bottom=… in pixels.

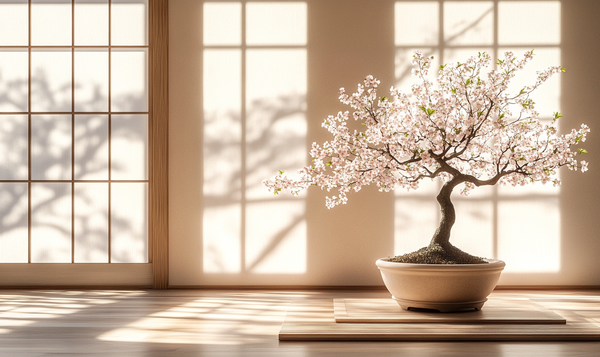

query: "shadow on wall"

left=202, top=93, right=308, bottom=276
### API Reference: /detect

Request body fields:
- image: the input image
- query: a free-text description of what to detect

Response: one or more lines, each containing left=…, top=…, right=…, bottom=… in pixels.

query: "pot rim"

left=376, top=258, right=505, bottom=272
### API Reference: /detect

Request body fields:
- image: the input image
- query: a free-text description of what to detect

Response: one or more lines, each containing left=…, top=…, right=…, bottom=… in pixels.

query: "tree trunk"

left=429, top=178, right=462, bottom=248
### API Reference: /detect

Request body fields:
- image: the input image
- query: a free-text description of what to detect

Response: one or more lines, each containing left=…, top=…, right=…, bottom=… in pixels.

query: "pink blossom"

left=263, top=50, right=590, bottom=208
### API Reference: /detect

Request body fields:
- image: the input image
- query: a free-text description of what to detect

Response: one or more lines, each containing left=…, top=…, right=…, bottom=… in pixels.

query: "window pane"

left=74, top=183, right=108, bottom=263
left=75, top=0, right=109, bottom=46
left=111, top=182, right=148, bottom=263
left=31, top=50, right=72, bottom=113
left=0, top=50, right=29, bottom=112
left=0, top=0, right=28, bottom=46
left=0, top=115, right=28, bottom=180
left=111, top=114, right=148, bottom=180
left=74, top=114, right=109, bottom=180
left=31, top=182, right=72, bottom=263
left=31, top=115, right=72, bottom=180
left=0, top=183, right=28, bottom=263
left=75, top=49, right=109, bottom=112
left=31, top=0, right=72, bottom=46
left=111, top=49, right=148, bottom=112
left=395, top=2, right=439, bottom=46
left=111, top=0, right=148, bottom=45
left=444, top=1, right=493, bottom=45
left=246, top=2, right=306, bottom=45
left=204, top=2, right=241, bottom=46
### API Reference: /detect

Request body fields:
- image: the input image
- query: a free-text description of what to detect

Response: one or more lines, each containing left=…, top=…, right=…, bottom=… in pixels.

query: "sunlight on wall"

left=444, top=1, right=493, bottom=45
left=203, top=46, right=243, bottom=273
left=394, top=1, right=562, bottom=273
left=203, top=2, right=307, bottom=275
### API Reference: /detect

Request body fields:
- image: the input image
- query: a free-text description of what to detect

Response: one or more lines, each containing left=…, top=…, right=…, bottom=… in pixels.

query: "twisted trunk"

left=429, top=178, right=462, bottom=248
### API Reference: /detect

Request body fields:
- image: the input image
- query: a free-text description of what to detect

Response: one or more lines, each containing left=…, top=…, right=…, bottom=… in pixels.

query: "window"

left=0, top=0, right=150, bottom=264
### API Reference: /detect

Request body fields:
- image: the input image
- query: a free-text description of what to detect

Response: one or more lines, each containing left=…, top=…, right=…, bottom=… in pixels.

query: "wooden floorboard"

left=0, top=289, right=599, bottom=356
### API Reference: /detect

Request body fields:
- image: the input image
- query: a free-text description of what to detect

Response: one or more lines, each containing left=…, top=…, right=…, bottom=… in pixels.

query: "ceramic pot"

left=376, top=258, right=505, bottom=312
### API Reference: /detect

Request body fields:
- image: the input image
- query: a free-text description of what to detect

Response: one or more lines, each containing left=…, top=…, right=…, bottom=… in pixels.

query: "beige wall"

left=169, top=0, right=600, bottom=286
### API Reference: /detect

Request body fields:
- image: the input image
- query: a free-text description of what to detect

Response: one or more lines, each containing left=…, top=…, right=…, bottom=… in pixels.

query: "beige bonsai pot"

left=376, top=258, right=505, bottom=312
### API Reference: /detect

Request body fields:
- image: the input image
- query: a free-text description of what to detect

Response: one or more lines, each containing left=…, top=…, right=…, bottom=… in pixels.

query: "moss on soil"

left=388, top=243, right=488, bottom=264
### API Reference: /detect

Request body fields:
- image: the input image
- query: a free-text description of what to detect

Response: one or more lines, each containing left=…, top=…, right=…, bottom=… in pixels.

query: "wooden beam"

left=149, top=0, right=169, bottom=289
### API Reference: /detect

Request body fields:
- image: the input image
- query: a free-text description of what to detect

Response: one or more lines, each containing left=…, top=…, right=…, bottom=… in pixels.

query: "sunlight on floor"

left=0, top=291, right=145, bottom=335
left=97, top=298, right=289, bottom=345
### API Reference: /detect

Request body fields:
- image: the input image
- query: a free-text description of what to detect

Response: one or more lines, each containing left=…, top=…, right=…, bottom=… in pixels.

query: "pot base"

left=393, top=296, right=486, bottom=312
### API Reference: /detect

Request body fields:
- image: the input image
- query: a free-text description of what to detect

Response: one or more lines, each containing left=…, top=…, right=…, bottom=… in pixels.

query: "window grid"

left=0, top=0, right=149, bottom=264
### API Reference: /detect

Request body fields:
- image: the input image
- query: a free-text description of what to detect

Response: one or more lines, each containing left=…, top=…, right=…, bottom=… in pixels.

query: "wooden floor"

left=0, top=289, right=599, bottom=356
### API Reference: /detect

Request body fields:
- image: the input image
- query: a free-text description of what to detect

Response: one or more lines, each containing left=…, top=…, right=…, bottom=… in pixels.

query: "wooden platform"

left=280, top=298, right=600, bottom=341
left=334, top=297, right=566, bottom=324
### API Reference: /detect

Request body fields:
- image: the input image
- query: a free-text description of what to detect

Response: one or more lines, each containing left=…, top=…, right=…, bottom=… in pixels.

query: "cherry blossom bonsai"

left=264, top=50, right=590, bottom=265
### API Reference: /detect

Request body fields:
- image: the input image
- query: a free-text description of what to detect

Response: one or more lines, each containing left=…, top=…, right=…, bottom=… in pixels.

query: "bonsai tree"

left=263, top=50, right=590, bottom=264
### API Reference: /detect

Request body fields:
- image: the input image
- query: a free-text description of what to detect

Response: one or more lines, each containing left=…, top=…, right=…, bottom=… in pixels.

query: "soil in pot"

left=388, top=242, right=487, bottom=264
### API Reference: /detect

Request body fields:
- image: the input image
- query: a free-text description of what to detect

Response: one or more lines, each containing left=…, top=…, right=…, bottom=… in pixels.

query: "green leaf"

left=326, top=161, right=332, bottom=166
left=578, top=148, right=588, bottom=154
left=553, top=112, right=563, bottom=120
left=465, top=78, right=472, bottom=86
left=561, top=67, right=566, bottom=72
left=278, top=170, right=285, bottom=175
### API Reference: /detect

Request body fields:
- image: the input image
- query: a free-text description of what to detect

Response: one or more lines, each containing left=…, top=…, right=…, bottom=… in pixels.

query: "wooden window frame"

left=149, top=0, right=169, bottom=289
left=0, top=0, right=168, bottom=289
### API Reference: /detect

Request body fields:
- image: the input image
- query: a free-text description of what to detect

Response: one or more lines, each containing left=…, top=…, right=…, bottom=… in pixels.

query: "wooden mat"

left=334, top=298, right=566, bottom=324
left=279, top=298, right=600, bottom=341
